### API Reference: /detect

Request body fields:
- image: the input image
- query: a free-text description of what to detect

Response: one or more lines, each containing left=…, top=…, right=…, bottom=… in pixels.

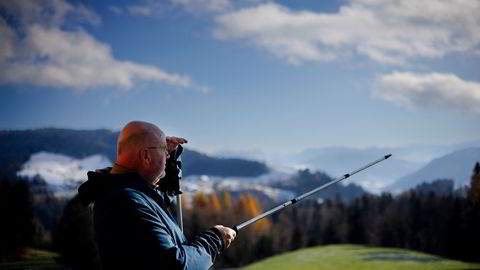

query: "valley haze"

left=9, top=128, right=480, bottom=195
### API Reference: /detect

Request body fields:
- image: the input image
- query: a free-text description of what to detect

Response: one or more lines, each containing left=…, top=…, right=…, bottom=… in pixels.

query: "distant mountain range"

left=388, top=147, right=480, bottom=192
left=2, top=128, right=478, bottom=198
left=0, top=128, right=269, bottom=178
left=1, top=128, right=368, bottom=203
left=270, top=142, right=480, bottom=193
left=276, top=147, right=424, bottom=193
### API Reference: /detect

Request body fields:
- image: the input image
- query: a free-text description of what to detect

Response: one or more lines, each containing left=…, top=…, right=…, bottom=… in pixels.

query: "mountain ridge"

left=0, top=128, right=269, bottom=178
left=389, top=147, right=480, bottom=192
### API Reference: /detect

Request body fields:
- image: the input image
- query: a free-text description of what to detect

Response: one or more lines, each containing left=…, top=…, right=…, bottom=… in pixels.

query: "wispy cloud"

left=171, top=0, right=233, bottom=13
left=0, top=0, right=101, bottom=27
left=0, top=0, right=206, bottom=92
left=374, top=72, right=480, bottom=113
left=121, top=0, right=263, bottom=16
left=214, top=0, right=480, bottom=65
left=108, top=6, right=124, bottom=15
left=127, top=5, right=154, bottom=16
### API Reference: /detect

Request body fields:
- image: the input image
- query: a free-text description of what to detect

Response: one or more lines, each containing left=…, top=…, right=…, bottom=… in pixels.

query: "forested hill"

left=0, top=128, right=269, bottom=177
left=273, top=169, right=365, bottom=202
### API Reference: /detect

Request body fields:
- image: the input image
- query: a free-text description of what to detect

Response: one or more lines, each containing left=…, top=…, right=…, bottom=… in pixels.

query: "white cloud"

left=213, top=0, right=480, bottom=65
left=118, top=0, right=267, bottom=16
left=0, top=0, right=101, bottom=27
left=0, top=0, right=206, bottom=91
left=0, top=18, right=16, bottom=61
left=171, top=0, right=232, bottom=13
left=170, top=0, right=269, bottom=14
left=373, top=72, right=480, bottom=113
left=109, top=6, right=124, bottom=15
left=127, top=5, right=154, bottom=16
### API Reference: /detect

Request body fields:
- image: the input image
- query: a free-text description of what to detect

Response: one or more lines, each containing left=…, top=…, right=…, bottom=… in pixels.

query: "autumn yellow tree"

left=221, top=191, right=232, bottom=209
left=193, top=192, right=209, bottom=208
left=235, top=193, right=271, bottom=234
left=209, top=193, right=222, bottom=213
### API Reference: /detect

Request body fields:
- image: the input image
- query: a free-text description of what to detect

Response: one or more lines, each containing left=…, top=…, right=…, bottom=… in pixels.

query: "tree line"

left=1, top=162, right=479, bottom=268
left=183, top=163, right=480, bottom=267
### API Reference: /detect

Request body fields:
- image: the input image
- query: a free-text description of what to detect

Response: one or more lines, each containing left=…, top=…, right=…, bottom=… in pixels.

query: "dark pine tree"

left=469, top=162, right=480, bottom=204
left=0, top=176, right=34, bottom=260
left=53, top=195, right=100, bottom=270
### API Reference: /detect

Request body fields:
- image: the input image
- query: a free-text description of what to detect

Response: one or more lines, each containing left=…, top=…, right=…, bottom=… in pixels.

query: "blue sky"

left=1, top=0, right=479, bottom=155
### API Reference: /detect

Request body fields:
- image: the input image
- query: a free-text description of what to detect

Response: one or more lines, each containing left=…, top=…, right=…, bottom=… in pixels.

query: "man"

left=78, top=121, right=236, bottom=269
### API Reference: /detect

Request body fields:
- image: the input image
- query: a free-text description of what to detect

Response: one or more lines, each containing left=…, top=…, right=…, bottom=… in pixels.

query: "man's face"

left=140, top=135, right=170, bottom=186
left=152, top=137, right=169, bottom=185
left=149, top=136, right=170, bottom=185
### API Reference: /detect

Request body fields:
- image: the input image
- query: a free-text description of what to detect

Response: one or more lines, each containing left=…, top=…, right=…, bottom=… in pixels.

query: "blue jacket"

left=78, top=169, right=224, bottom=270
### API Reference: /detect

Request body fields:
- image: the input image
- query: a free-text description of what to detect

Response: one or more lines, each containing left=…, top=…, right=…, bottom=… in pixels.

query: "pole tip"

left=385, top=154, right=392, bottom=159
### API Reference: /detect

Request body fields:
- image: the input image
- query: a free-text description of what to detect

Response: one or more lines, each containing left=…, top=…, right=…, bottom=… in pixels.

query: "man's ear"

left=139, top=148, right=151, bottom=165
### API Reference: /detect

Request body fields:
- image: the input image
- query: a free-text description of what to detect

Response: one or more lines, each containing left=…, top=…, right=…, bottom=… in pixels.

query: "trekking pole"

left=176, top=193, right=183, bottom=232
left=162, top=145, right=184, bottom=232
left=174, top=146, right=184, bottom=232
left=233, top=154, right=392, bottom=233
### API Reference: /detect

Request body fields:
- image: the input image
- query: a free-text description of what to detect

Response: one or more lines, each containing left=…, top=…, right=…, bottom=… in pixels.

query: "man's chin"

left=153, top=171, right=166, bottom=185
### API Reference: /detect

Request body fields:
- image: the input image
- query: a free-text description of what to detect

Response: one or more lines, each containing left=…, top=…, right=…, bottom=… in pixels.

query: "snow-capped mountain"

left=16, top=151, right=293, bottom=202
left=17, top=151, right=111, bottom=189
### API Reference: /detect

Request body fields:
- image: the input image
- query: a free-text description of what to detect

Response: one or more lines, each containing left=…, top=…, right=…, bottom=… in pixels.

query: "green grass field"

left=0, top=249, right=62, bottom=270
left=243, top=245, right=480, bottom=270
left=2, top=245, right=479, bottom=269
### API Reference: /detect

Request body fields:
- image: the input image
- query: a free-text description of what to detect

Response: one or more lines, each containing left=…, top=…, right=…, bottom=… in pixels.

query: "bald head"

left=113, top=121, right=170, bottom=185
left=112, top=121, right=189, bottom=186
left=117, top=121, right=164, bottom=158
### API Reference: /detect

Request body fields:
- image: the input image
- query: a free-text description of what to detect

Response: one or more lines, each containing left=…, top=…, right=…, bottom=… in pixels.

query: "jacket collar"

left=78, top=168, right=172, bottom=208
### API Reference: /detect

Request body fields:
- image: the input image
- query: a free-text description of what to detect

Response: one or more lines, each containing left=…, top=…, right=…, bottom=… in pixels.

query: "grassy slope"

left=243, top=245, right=480, bottom=270
left=0, top=249, right=62, bottom=270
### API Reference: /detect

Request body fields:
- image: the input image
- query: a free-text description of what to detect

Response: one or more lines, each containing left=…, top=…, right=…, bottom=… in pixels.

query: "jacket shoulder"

left=98, top=186, right=159, bottom=210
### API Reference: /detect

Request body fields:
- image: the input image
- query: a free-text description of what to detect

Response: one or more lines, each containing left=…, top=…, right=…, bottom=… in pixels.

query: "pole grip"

left=233, top=225, right=239, bottom=234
